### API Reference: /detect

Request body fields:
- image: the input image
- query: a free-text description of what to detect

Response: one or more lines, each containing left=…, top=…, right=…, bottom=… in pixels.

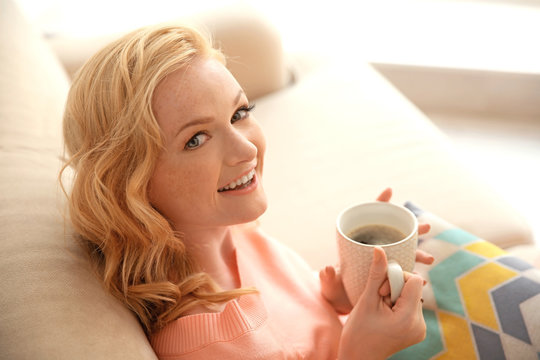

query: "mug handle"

left=387, top=260, right=404, bottom=304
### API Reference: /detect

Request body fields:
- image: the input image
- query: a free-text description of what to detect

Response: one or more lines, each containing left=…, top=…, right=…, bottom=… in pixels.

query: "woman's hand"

left=338, top=247, right=426, bottom=360
left=320, top=187, right=433, bottom=314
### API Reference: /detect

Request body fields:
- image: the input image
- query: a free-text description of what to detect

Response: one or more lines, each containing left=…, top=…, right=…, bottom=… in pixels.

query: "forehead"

left=152, top=57, right=239, bottom=118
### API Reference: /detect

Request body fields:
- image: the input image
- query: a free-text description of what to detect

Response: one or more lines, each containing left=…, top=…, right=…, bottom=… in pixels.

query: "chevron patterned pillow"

left=390, top=203, right=540, bottom=360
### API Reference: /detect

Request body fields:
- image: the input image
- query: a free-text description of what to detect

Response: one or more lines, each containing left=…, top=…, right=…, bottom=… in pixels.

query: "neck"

left=180, top=226, right=241, bottom=291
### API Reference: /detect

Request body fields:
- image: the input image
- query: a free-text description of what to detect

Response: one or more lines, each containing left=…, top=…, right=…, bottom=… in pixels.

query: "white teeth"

left=219, top=169, right=255, bottom=192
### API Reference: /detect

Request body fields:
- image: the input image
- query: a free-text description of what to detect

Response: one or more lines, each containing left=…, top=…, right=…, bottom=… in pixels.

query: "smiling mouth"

left=218, top=169, right=256, bottom=192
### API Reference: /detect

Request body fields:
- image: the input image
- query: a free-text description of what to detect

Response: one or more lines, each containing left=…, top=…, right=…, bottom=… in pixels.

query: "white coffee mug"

left=336, top=202, right=418, bottom=305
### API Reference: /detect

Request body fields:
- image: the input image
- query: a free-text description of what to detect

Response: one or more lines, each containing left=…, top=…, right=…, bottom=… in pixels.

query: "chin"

left=233, top=195, right=268, bottom=225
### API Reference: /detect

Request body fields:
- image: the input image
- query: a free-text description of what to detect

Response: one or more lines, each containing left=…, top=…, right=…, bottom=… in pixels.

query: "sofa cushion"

left=255, top=57, right=532, bottom=269
left=0, top=1, right=156, bottom=358
left=391, top=204, right=540, bottom=359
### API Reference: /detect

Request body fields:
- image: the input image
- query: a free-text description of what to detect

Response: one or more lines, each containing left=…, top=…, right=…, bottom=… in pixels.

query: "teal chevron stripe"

left=492, top=277, right=540, bottom=344
left=389, top=309, right=443, bottom=360
left=430, top=250, right=485, bottom=316
left=471, top=324, right=505, bottom=360
left=435, top=228, right=479, bottom=246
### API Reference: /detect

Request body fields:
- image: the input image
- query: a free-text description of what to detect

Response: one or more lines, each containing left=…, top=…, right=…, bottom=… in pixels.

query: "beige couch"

left=1, top=0, right=537, bottom=358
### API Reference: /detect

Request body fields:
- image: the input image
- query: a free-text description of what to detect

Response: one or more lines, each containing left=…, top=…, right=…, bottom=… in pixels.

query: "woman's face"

left=148, top=57, right=267, bottom=231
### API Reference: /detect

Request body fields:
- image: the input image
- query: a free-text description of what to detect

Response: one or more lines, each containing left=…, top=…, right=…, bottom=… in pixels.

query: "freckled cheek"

left=148, top=166, right=176, bottom=212
left=149, top=167, right=215, bottom=217
left=148, top=158, right=187, bottom=203
left=173, top=165, right=221, bottom=202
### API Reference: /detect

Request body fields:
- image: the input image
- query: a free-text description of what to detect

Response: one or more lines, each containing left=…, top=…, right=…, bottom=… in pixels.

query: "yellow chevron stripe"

left=464, top=241, right=506, bottom=259
left=436, top=312, right=477, bottom=359
left=459, top=262, right=517, bottom=331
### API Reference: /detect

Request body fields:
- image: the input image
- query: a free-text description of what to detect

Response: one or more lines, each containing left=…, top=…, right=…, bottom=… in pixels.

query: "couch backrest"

left=0, top=0, right=157, bottom=358
left=48, top=4, right=291, bottom=101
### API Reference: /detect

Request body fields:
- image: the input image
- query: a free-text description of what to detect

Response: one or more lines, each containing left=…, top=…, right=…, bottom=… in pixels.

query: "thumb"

left=363, top=247, right=388, bottom=305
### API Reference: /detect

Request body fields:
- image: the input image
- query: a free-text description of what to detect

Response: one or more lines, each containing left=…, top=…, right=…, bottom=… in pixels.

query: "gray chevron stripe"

left=492, top=277, right=540, bottom=344
left=471, top=323, right=505, bottom=360
left=497, top=256, right=534, bottom=272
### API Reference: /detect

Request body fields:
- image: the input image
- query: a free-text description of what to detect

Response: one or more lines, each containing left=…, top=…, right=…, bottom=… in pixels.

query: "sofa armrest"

left=48, top=4, right=291, bottom=100
left=1, top=1, right=157, bottom=358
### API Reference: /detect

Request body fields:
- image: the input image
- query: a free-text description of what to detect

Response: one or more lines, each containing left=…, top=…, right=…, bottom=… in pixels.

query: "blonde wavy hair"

left=60, top=25, right=255, bottom=335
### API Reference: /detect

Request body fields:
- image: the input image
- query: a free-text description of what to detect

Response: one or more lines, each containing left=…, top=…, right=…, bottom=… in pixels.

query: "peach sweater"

left=150, top=224, right=343, bottom=359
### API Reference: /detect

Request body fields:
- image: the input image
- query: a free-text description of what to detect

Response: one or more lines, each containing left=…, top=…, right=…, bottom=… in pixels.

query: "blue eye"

left=231, top=104, right=255, bottom=124
left=185, top=132, right=209, bottom=150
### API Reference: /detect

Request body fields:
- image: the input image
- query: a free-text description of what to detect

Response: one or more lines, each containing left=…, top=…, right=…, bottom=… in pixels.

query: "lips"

left=218, top=169, right=256, bottom=192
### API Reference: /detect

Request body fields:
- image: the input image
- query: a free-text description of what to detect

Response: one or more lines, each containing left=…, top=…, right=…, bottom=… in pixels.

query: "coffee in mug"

left=347, top=224, right=406, bottom=245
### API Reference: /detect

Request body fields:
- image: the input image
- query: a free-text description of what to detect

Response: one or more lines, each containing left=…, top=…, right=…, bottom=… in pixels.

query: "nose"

left=224, top=127, right=258, bottom=166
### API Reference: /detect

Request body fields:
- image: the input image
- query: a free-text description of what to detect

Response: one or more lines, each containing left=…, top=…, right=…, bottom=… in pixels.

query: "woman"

left=61, top=24, right=432, bottom=359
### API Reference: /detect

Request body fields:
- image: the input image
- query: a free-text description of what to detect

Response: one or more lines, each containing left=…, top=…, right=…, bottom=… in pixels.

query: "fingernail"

left=373, top=246, right=384, bottom=262
left=326, top=266, right=335, bottom=277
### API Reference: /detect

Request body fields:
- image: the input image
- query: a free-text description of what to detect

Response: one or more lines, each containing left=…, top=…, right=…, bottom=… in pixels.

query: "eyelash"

left=231, top=103, right=256, bottom=124
left=184, top=103, right=255, bottom=151
left=184, top=131, right=209, bottom=150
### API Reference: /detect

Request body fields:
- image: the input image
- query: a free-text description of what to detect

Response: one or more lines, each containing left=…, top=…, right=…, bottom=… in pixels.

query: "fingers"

left=381, top=271, right=426, bottom=308
left=393, top=273, right=424, bottom=310
left=319, top=265, right=353, bottom=314
left=415, top=249, right=435, bottom=265
left=418, top=223, right=430, bottom=235
left=395, top=273, right=426, bottom=342
left=380, top=270, right=427, bottom=296
left=405, top=271, right=427, bottom=286
left=376, top=188, right=392, bottom=202
left=320, top=265, right=336, bottom=280
left=319, top=266, right=339, bottom=300
left=379, top=279, right=390, bottom=297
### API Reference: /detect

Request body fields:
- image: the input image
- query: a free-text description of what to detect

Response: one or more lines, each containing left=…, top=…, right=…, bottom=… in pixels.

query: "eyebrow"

left=175, top=117, right=212, bottom=138
left=174, top=89, right=245, bottom=138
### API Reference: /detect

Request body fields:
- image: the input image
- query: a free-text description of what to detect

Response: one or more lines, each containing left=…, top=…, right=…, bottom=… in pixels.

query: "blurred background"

left=14, top=0, right=540, bottom=244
